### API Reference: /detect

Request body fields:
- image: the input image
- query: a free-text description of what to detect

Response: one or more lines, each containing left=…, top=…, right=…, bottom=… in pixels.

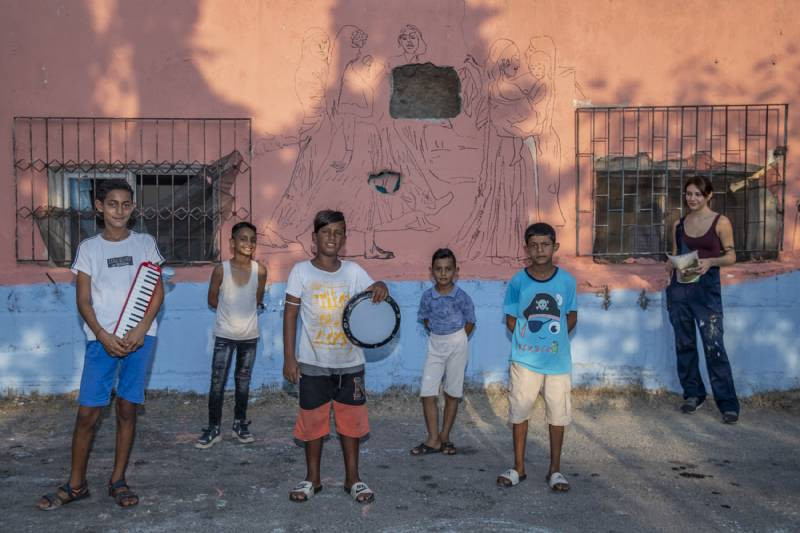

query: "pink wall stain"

left=1, top=0, right=799, bottom=289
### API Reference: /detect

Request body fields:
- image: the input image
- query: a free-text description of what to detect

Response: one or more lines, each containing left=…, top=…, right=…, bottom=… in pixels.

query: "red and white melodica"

left=113, top=262, right=162, bottom=337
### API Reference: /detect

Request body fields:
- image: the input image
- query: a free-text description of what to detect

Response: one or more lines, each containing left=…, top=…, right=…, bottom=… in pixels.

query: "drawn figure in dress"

left=455, top=39, right=537, bottom=263
left=264, top=25, right=369, bottom=251
left=516, top=36, right=566, bottom=226
left=367, top=24, right=454, bottom=234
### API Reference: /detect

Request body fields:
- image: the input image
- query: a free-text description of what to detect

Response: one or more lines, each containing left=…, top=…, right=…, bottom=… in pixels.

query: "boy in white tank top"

left=196, top=222, right=267, bottom=448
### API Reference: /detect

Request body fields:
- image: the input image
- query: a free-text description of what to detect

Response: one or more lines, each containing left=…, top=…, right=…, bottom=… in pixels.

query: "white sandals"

left=346, top=481, right=375, bottom=504
left=289, top=480, right=322, bottom=502
left=496, top=468, right=527, bottom=487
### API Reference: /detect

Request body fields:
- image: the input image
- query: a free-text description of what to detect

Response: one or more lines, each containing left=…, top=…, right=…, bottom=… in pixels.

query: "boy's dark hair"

left=95, top=179, right=136, bottom=228
left=431, top=247, right=456, bottom=267
left=524, top=222, right=556, bottom=244
left=313, top=210, right=346, bottom=233
left=231, top=221, right=257, bottom=237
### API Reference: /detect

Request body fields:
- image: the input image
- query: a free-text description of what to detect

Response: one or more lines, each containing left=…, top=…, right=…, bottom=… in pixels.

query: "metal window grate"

left=13, top=117, right=252, bottom=265
left=575, top=105, right=788, bottom=260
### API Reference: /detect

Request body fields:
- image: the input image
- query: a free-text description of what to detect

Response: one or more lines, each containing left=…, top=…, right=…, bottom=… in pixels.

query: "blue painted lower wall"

left=2, top=272, right=799, bottom=396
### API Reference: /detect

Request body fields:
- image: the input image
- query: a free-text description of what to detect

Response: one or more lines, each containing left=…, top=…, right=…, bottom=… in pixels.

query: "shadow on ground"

left=2, top=388, right=799, bottom=532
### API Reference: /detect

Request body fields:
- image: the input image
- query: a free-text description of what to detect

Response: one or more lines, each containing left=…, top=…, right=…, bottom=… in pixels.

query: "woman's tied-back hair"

left=524, top=222, right=556, bottom=244
left=313, top=210, right=346, bottom=233
left=683, top=175, right=714, bottom=197
left=95, top=178, right=136, bottom=228
left=431, top=247, right=457, bottom=267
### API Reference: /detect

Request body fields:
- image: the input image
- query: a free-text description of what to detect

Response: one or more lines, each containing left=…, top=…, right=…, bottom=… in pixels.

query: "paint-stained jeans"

left=666, top=268, right=739, bottom=414
left=207, top=337, right=258, bottom=427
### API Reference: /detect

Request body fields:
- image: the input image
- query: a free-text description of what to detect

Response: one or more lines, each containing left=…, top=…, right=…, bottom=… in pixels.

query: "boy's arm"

left=207, top=264, right=223, bottom=309
left=567, top=311, right=577, bottom=333
left=256, top=262, right=268, bottom=307
left=505, top=314, right=516, bottom=333
left=366, top=280, right=388, bottom=302
left=76, top=271, right=128, bottom=357
left=282, top=295, right=301, bottom=384
left=121, top=277, right=163, bottom=351
left=463, top=292, right=476, bottom=337
left=423, top=318, right=430, bottom=332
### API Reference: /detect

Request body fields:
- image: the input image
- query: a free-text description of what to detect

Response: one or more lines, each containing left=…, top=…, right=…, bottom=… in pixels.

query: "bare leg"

left=340, top=435, right=368, bottom=497
left=69, top=406, right=102, bottom=487
left=547, top=424, right=568, bottom=490
left=498, top=421, right=528, bottom=486
left=421, top=396, right=441, bottom=449
left=36, top=406, right=100, bottom=509
left=290, top=437, right=323, bottom=501
left=513, top=421, right=528, bottom=476
left=438, top=393, right=459, bottom=450
left=110, top=398, right=137, bottom=484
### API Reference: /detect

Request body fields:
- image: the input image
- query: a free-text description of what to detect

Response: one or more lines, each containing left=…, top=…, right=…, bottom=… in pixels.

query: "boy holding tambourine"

left=411, top=248, right=475, bottom=457
left=282, top=210, right=390, bottom=504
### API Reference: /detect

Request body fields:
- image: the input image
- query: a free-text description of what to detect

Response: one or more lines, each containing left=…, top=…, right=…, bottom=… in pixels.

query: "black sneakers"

left=195, top=426, right=221, bottom=449
left=722, top=411, right=739, bottom=424
left=232, top=419, right=255, bottom=444
left=680, top=397, right=701, bottom=414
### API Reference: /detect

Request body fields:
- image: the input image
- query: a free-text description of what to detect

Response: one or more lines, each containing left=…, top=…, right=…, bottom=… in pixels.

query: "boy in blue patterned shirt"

left=411, top=248, right=475, bottom=456
left=496, top=223, right=577, bottom=492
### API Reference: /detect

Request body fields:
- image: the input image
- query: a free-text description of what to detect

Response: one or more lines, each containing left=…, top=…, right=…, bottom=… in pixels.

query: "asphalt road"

left=2, top=389, right=799, bottom=532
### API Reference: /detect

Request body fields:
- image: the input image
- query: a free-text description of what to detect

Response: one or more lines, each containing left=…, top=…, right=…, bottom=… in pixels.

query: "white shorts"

left=508, top=362, right=571, bottom=426
left=419, top=329, right=469, bottom=398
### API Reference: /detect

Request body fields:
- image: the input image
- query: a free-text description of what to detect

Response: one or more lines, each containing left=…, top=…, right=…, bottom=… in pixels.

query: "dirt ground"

left=2, top=387, right=799, bottom=533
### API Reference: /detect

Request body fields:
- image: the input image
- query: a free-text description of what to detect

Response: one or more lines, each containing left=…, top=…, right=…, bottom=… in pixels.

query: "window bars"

left=13, top=117, right=252, bottom=265
left=575, top=105, right=788, bottom=260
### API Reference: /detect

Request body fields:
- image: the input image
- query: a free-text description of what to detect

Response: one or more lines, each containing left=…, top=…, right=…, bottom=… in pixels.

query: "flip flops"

left=440, top=441, right=457, bottom=455
left=345, top=481, right=375, bottom=504
left=547, top=471, right=570, bottom=492
left=496, top=468, right=527, bottom=487
left=289, top=480, right=323, bottom=502
left=410, top=442, right=441, bottom=455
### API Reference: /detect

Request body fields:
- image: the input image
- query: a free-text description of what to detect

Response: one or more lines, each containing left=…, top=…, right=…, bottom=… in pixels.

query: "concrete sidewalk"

left=2, top=389, right=799, bottom=532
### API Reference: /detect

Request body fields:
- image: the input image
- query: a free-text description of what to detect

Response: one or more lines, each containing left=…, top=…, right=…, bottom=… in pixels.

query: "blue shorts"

left=78, top=336, right=156, bottom=406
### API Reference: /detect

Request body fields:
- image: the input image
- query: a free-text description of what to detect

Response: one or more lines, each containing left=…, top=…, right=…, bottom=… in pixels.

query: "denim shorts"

left=78, top=336, right=156, bottom=406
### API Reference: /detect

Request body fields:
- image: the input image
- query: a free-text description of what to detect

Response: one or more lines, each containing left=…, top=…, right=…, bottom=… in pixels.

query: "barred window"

left=13, top=118, right=252, bottom=265
left=575, top=105, right=787, bottom=260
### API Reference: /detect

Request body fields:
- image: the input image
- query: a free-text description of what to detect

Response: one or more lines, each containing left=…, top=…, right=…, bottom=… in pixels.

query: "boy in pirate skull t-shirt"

left=496, top=222, right=577, bottom=493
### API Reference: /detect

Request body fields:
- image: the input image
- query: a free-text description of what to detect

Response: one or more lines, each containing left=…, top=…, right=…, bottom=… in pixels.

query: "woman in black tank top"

left=666, top=176, right=740, bottom=423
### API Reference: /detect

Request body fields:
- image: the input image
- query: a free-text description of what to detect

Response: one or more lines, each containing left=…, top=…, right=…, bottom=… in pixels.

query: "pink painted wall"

left=2, top=0, right=799, bottom=288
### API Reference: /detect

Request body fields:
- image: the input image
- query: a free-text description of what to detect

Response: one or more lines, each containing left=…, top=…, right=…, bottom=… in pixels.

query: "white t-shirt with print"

left=71, top=231, right=165, bottom=341
left=285, top=260, right=374, bottom=369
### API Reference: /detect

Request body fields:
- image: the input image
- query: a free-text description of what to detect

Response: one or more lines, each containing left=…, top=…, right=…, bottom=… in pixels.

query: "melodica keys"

left=113, top=262, right=162, bottom=337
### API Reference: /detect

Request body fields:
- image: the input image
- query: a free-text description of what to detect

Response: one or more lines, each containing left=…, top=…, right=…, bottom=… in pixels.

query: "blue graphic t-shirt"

left=503, top=267, right=577, bottom=375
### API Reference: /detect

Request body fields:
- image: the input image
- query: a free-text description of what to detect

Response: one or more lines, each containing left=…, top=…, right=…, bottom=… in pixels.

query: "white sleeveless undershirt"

left=213, top=260, right=259, bottom=340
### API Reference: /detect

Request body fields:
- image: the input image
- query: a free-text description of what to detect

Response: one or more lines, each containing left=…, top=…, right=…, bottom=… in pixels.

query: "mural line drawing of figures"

left=260, top=27, right=333, bottom=248
left=515, top=36, right=566, bottom=227
left=368, top=24, right=454, bottom=234
left=264, top=25, right=397, bottom=259
left=264, top=23, right=460, bottom=260
left=455, top=38, right=536, bottom=263
left=455, top=35, right=569, bottom=262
